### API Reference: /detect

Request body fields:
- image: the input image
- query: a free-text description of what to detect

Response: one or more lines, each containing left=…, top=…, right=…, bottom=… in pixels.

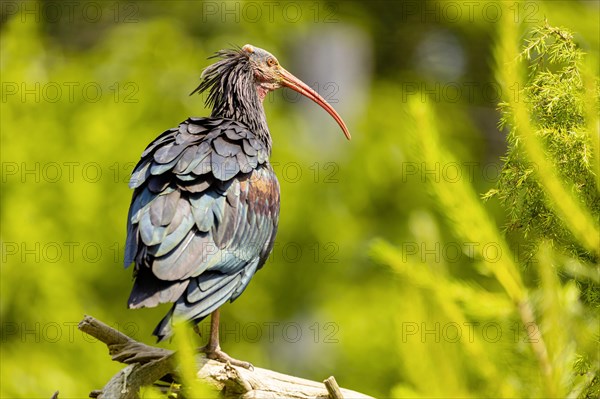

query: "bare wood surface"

left=324, top=376, right=345, bottom=399
left=78, top=315, right=172, bottom=364
left=78, top=315, right=374, bottom=399
left=197, top=358, right=373, bottom=399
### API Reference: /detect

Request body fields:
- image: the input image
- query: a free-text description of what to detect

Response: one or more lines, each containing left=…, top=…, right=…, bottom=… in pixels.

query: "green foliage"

left=407, top=98, right=525, bottom=304
left=485, top=23, right=600, bottom=261
left=371, top=239, right=519, bottom=397
left=172, top=323, right=218, bottom=398
left=369, top=16, right=599, bottom=398
left=487, top=19, right=600, bottom=398
left=373, top=14, right=599, bottom=397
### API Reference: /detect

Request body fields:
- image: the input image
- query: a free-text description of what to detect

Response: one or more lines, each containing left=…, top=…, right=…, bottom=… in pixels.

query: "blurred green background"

left=1, top=1, right=598, bottom=398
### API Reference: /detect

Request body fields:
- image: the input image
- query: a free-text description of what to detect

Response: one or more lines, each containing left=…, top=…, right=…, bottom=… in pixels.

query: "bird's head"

left=241, top=45, right=283, bottom=99
left=194, top=44, right=351, bottom=140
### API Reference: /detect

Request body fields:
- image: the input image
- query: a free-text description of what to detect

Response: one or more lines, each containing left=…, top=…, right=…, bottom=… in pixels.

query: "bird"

left=124, top=44, right=350, bottom=368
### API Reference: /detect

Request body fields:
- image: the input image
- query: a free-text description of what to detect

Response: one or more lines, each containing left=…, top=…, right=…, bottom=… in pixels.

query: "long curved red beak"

left=279, top=67, right=351, bottom=140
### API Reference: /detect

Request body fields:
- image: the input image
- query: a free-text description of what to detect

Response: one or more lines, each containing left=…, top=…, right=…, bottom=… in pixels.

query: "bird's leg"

left=197, top=309, right=253, bottom=370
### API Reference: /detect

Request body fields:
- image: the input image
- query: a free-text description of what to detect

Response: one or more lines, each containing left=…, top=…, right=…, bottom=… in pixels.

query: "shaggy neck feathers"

left=193, top=49, right=272, bottom=153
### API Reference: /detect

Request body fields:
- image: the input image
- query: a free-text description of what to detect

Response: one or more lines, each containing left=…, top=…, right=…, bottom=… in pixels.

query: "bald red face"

left=243, top=44, right=351, bottom=140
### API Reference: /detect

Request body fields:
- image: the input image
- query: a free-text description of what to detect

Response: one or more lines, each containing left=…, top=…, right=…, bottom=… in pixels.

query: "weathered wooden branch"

left=78, top=315, right=374, bottom=399
left=324, top=376, right=345, bottom=399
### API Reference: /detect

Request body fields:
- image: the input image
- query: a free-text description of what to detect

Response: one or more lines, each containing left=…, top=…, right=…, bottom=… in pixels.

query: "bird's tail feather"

left=128, top=267, right=189, bottom=309
left=152, top=272, right=243, bottom=341
left=153, top=306, right=175, bottom=342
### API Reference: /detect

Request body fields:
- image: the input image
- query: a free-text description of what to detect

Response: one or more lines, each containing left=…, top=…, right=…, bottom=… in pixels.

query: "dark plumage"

left=126, top=116, right=279, bottom=340
left=124, top=44, right=349, bottom=367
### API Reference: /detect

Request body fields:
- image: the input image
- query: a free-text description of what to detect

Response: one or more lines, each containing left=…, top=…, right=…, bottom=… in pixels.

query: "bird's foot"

left=198, top=345, right=254, bottom=370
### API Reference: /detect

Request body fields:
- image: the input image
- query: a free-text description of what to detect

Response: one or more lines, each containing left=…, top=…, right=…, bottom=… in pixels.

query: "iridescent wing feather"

left=125, top=117, right=279, bottom=340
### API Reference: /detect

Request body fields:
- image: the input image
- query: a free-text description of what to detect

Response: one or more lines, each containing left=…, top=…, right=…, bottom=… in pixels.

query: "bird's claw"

left=198, top=345, right=254, bottom=370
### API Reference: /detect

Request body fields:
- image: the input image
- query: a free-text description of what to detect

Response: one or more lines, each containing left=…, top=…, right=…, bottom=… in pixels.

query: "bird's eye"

left=267, top=58, right=277, bottom=67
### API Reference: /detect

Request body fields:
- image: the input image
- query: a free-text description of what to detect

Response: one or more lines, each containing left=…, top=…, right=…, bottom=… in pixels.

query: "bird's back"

left=124, top=117, right=280, bottom=340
